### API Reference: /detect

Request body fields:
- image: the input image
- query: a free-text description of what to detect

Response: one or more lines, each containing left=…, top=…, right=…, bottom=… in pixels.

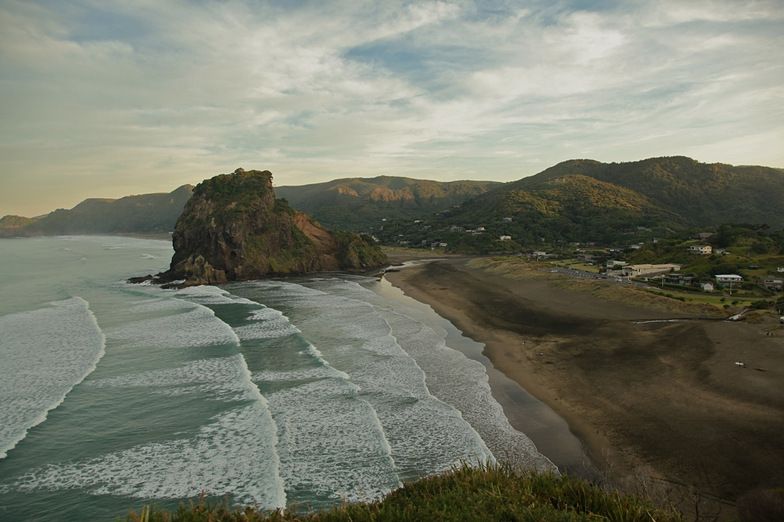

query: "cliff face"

left=168, top=168, right=387, bottom=286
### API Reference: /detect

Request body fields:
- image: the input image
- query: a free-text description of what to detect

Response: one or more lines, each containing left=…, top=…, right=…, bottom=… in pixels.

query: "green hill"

left=456, top=173, right=684, bottom=244
left=275, top=176, right=502, bottom=232
left=527, top=156, right=784, bottom=228
left=376, top=157, right=784, bottom=251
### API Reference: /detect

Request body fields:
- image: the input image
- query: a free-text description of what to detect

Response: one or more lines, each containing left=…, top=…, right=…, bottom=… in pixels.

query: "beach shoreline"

left=382, top=256, right=784, bottom=508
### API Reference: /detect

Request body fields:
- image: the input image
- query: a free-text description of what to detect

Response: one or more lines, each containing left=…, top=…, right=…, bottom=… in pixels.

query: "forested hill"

left=374, top=157, right=784, bottom=250
left=511, top=156, right=784, bottom=228
left=275, top=176, right=502, bottom=232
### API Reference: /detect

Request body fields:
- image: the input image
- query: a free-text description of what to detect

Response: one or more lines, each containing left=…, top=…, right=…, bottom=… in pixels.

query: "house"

left=622, top=264, right=682, bottom=277
left=715, top=274, right=743, bottom=287
left=499, top=235, right=512, bottom=241
left=701, top=282, right=714, bottom=292
left=664, top=273, right=694, bottom=285
left=502, top=217, right=513, bottom=223
left=689, top=245, right=713, bottom=255
left=762, top=278, right=783, bottom=291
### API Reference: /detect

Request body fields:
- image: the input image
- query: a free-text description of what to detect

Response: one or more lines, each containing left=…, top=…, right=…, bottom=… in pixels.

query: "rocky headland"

left=156, top=168, right=387, bottom=286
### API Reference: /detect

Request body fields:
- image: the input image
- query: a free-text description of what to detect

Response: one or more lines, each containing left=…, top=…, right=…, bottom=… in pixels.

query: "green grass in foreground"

left=124, top=464, right=682, bottom=522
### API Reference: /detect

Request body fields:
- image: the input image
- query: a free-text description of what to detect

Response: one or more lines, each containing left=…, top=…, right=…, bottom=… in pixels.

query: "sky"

left=1, top=0, right=783, bottom=217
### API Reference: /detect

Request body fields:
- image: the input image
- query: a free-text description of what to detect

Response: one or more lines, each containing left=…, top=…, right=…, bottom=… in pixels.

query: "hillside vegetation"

left=275, top=176, right=502, bottom=232
left=126, top=465, right=688, bottom=522
left=526, top=157, right=784, bottom=227
left=376, top=156, right=784, bottom=252
left=164, top=169, right=386, bottom=286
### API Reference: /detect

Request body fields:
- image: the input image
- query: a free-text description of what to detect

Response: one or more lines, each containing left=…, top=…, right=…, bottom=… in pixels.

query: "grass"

left=125, top=464, right=683, bottom=522
left=467, top=257, right=724, bottom=317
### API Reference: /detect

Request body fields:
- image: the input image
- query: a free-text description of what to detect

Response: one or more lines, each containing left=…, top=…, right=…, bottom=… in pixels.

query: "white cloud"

left=1, top=0, right=782, bottom=217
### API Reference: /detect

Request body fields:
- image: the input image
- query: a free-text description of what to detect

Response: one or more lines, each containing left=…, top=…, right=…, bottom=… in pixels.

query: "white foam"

left=174, top=285, right=257, bottom=306
left=18, top=310, right=287, bottom=508
left=7, top=402, right=285, bottom=507
left=233, top=307, right=301, bottom=340
left=246, top=280, right=495, bottom=479
left=106, top=300, right=240, bottom=348
left=87, top=354, right=259, bottom=403
left=266, top=377, right=400, bottom=504
left=0, top=297, right=106, bottom=459
left=321, top=277, right=555, bottom=471
left=356, top=278, right=557, bottom=472
left=252, top=364, right=349, bottom=384
left=381, top=307, right=555, bottom=472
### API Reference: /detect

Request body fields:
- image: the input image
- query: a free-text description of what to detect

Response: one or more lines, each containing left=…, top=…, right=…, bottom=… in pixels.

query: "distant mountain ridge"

left=275, top=176, right=502, bottom=232
left=3, top=156, right=782, bottom=245
left=0, top=185, right=194, bottom=237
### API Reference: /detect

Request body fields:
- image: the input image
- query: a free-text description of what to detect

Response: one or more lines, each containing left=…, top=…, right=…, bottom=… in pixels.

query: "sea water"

left=0, top=236, right=554, bottom=521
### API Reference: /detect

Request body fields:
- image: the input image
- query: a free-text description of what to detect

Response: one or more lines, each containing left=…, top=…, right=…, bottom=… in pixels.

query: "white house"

left=701, top=282, right=714, bottom=292
left=499, top=235, right=512, bottom=241
left=622, top=264, right=682, bottom=277
left=715, top=274, right=743, bottom=287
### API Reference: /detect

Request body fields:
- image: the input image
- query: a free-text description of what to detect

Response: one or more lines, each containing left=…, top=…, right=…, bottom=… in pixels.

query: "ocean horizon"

left=0, top=236, right=554, bottom=521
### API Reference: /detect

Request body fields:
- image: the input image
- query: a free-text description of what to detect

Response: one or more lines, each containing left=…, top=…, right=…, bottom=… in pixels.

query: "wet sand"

left=383, top=257, right=784, bottom=504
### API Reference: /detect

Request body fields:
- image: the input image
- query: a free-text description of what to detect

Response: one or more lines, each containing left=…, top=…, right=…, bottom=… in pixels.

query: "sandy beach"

left=383, top=256, right=784, bottom=508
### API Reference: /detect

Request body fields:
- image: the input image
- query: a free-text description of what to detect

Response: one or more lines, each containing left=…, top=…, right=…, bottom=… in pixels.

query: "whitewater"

left=0, top=236, right=554, bottom=521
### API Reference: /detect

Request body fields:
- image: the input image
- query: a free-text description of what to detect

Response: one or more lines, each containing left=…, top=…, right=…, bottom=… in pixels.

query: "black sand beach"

left=384, top=256, right=784, bottom=509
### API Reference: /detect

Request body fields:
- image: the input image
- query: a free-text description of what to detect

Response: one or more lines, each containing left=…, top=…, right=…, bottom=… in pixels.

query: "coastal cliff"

left=166, top=168, right=387, bottom=286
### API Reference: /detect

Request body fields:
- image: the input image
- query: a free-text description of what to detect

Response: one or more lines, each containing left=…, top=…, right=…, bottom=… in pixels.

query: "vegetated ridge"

left=4, top=156, right=783, bottom=247
left=275, top=176, right=502, bottom=232
left=0, top=185, right=194, bottom=237
left=162, top=168, right=387, bottom=286
left=523, top=156, right=784, bottom=227
left=375, top=156, right=784, bottom=252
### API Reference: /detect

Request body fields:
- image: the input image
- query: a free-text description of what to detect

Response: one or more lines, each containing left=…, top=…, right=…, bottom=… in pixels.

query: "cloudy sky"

left=1, top=0, right=783, bottom=217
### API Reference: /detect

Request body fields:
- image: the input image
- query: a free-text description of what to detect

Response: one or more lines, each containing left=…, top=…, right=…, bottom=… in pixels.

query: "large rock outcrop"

left=166, top=168, right=387, bottom=286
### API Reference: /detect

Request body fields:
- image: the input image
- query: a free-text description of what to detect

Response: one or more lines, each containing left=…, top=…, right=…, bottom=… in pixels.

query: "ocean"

left=0, top=236, right=556, bottom=521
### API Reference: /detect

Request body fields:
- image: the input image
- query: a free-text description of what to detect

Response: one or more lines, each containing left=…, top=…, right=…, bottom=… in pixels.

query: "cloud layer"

left=1, top=0, right=783, bottom=216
